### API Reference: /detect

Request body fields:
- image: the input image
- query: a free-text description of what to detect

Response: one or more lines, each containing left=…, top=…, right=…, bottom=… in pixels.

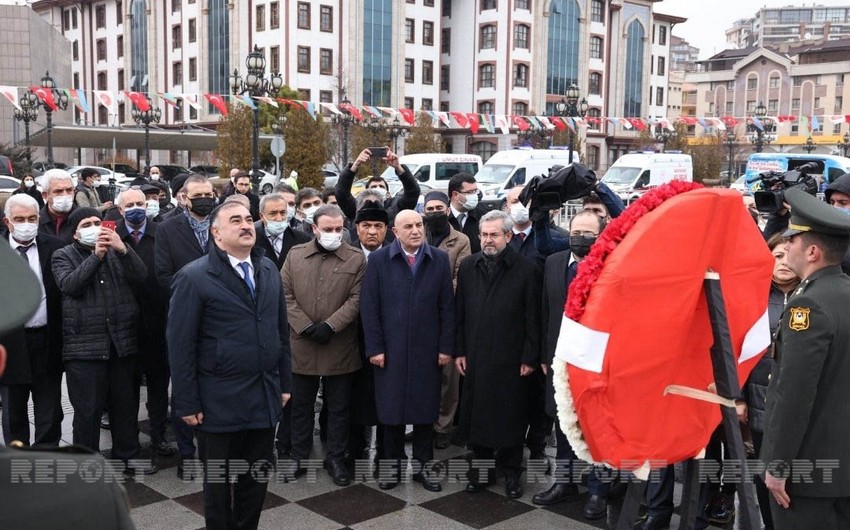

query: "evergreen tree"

left=281, top=108, right=330, bottom=190
left=215, top=103, right=253, bottom=178
left=404, top=112, right=444, bottom=155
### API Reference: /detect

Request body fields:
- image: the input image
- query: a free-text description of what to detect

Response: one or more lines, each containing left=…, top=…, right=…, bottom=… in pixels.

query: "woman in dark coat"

left=13, top=174, right=44, bottom=209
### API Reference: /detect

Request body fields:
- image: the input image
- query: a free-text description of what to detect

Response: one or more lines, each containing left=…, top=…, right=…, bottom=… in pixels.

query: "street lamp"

left=13, top=91, right=39, bottom=162
left=655, top=124, right=676, bottom=153
left=725, top=132, right=737, bottom=185
left=389, top=116, right=407, bottom=153
left=555, top=83, right=588, bottom=164
left=332, top=97, right=354, bottom=166
left=130, top=94, right=162, bottom=171
left=34, top=72, right=70, bottom=167
left=839, top=132, right=850, bottom=158
left=803, top=135, right=815, bottom=154
left=748, top=101, right=773, bottom=153
left=229, top=44, right=283, bottom=187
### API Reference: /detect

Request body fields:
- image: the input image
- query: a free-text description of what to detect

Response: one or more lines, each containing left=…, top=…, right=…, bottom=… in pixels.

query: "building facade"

left=725, top=5, right=850, bottom=49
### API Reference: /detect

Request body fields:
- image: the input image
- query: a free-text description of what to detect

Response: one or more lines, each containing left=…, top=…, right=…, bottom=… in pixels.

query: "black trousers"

left=197, top=428, right=274, bottom=530
left=469, top=445, right=523, bottom=483
left=274, top=400, right=292, bottom=456
left=380, top=424, right=433, bottom=479
left=647, top=464, right=710, bottom=528
left=65, top=352, right=140, bottom=460
left=525, top=369, right=552, bottom=453
left=552, top=420, right=578, bottom=480
left=771, top=494, right=850, bottom=530
left=751, top=430, right=774, bottom=530
left=139, top=346, right=169, bottom=445
left=290, top=373, right=352, bottom=463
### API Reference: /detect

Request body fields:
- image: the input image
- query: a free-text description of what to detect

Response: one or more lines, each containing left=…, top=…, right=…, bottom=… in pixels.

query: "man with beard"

left=422, top=191, right=471, bottom=450
left=455, top=209, right=541, bottom=499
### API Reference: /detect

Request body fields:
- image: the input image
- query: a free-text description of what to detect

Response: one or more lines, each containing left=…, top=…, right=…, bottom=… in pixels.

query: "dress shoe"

left=532, top=483, right=579, bottom=506
left=413, top=471, right=443, bottom=492
left=505, top=476, right=523, bottom=499
left=465, top=480, right=491, bottom=493
left=324, top=459, right=351, bottom=487
left=632, top=514, right=672, bottom=530
left=583, top=494, right=608, bottom=520
left=529, top=451, right=552, bottom=475
left=153, top=441, right=176, bottom=457
left=706, top=492, right=735, bottom=524
left=434, top=432, right=451, bottom=450
left=378, top=478, right=399, bottom=490
left=124, top=461, right=158, bottom=476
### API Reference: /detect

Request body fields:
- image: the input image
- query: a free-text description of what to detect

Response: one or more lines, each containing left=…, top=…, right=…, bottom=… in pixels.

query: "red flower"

left=565, top=181, right=703, bottom=321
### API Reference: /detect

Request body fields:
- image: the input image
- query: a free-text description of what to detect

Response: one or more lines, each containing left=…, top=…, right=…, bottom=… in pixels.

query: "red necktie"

left=407, top=254, right=416, bottom=268
left=517, top=232, right=526, bottom=242
left=132, top=230, right=141, bottom=244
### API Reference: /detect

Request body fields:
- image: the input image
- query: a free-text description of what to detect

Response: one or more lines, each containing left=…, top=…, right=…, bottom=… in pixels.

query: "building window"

left=423, top=60, right=434, bottom=85
left=479, top=63, right=495, bottom=88
left=298, top=2, right=311, bottom=29
left=424, top=0, right=434, bottom=6
left=481, top=24, right=496, bottom=49
left=658, top=25, right=667, bottom=45
left=591, top=0, right=604, bottom=23
left=117, top=36, right=123, bottom=58
left=442, top=0, right=451, bottom=17
left=405, top=19, right=415, bottom=43
left=516, top=0, right=529, bottom=9
left=256, top=5, right=265, bottom=31
left=768, top=99, right=778, bottom=112
left=96, top=39, right=107, bottom=61
left=320, top=48, right=333, bottom=75
left=746, top=100, right=756, bottom=112
left=548, top=0, right=580, bottom=96
left=116, top=1, right=122, bottom=24
left=726, top=80, right=735, bottom=90
left=189, top=57, right=197, bottom=81
left=117, top=69, right=124, bottom=91
left=657, top=56, right=665, bottom=76
left=298, top=89, right=311, bottom=100
left=174, top=101, right=183, bottom=122
left=98, top=106, right=108, bottom=126
left=587, top=108, right=601, bottom=130
left=747, top=77, right=757, bottom=90
left=589, top=72, right=601, bottom=95
left=481, top=0, right=496, bottom=10
left=513, top=64, right=528, bottom=88
left=725, top=101, right=733, bottom=113
left=623, top=20, right=644, bottom=117
left=404, top=97, right=414, bottom=109
left=172, top=24, right=182, bottom=50
left=423, top=21, right=434, bottom=45
left=442, top=29, right=451, bottom=53
left=440, top=101, right=450, bottom=112
left=515, top=24, right=529, bottom=49
left=271, top=46, right=280, bottom=73
left=471, top=141, right=497, bottom=162
left=656, top=87, right=663, bottom=106
left=173, top=61, right=183, bottom=86
left=815, top=97, right=821, bottom=109
left=441, top=66, right=450, bottom=90
left=478, top=101, right=494, bottom=114
left=97, top=71, right=107, bottom=90
left=63, top=9, right=70, bottom=31
left=270, top=2, right=280, bottom=29
left=512, top=101, right=527, bottom=116
left=298, top=46, right=311, bottom=73
left=405, top=59, right=415, bottom=83
left=836, top=96, right=844, bottom=112
left=189, top=19, right=196, bottom=42
left=590, top=37, right=603, bottom=59
left=190, top=107, right=197, bottom=120
left=769, top=76, right=779, bottom=89
left=320, top=90, right=333, bottom=103
left=172, top=0, right=180, bottom=12
left=96, top=5, right=106, bottom=28
left=320, top=5, right=333, bottom=32
left=73, top=41, right=79, bottom=61
left=72, top=7, right=77, bottom=28
left=118, top=103, right=125, bottom=124
left=422, top=98, right=433, bottom=110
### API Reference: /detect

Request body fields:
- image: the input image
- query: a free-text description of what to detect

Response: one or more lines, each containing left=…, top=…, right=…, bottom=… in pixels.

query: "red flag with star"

left=31, top=86, right=58, bottom=111
left=204, top=93, right=228, bottom=115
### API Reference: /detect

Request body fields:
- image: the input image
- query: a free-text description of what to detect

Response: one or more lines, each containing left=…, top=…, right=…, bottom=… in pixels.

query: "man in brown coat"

left=423, top=191, right=471, bottom=449
left=281, top=204, right=367, bottom=487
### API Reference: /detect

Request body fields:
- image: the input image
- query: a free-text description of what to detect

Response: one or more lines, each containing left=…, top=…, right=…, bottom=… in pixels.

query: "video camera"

left=748, top=161, right=820, bottom=213
left=518, top=163, right=597, bottom=213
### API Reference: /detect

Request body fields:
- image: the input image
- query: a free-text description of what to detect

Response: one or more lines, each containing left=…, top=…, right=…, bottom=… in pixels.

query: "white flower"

left=552, top=358, right=596, bottom=464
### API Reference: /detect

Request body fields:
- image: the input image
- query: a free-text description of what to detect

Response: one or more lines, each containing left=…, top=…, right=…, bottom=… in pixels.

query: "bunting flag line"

left=398, top=108, right=415, bottom=126
left=811, top=115, right=820, bottom=132
left=124, top=91, right=151, bottom=112
left=31, top=86, right=58, bottom=111
left=157, top=92, right=180, bottom=107
left=93, top=90, right=116, bottom=113
left=512, top=115, right=530, bottom=131
left=750, top=115, right=764, bottom=131
left=67, top=89, right=90, bottom=114
left=204, top=93, right=228, bottom=116
left=181, top=93, right=201, bottom=110
left=450, top=111, right=469, bottom=129
left=0, top=86, right=20, bottom=111
left=257, top=96, right=279, bottom=108
left=437, top=112, right=451, bottom=127
left=495, top=115, right=510, bottom=134
left=466, top=113, right=480, bottom=135
left=301, top=100, right=317, bottom=120
left=232, top=94, right=256, bottom=109
left=318, top=102, right=339, bottom=114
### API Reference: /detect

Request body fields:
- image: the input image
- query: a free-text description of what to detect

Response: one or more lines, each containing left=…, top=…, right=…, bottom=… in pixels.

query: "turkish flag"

left=338, top=103, right=362, bottom=121
left=466, top=113, right=479, bottom=134
left=125, top=91, right=151, bottom=112
left=31, top=86, right=58, bottom=111
left=512, top=115, right=530, bottom=131
left=628, top=118, right=647, bottom=131
left=204, top=93, right=228, bottom=116
left=719, top=116, right=736, bottom=126
left=551, top=117, right=567, bottom=131
left=449, top=111, right=468, bottom=128
left=398, top=108, right=415, bottom=126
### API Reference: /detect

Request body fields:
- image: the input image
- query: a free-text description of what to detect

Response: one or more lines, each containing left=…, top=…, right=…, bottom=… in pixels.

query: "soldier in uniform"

left=761, top=188, right=850, bottom=530
left=0, top=242, right=135, bottom=529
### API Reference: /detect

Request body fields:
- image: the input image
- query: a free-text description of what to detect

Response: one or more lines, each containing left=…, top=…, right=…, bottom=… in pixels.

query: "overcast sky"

left=658, top=0, right=850, bottom=59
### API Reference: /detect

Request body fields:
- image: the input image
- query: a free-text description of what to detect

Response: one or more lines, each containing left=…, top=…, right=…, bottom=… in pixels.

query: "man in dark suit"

left=448, top=173, right=483, bottom=254
left=37, top=169, right=78, bottom=243
left=762, top=189, right=850, bottom=529
left=232, top=171, right=261, bottom=220
left=168, top=201, right=292, bottom=530
left=154, top=173, right=216, bottom=477
left=116, top=188, right=175, bottom=459
left=0, top=194, right=65, bottom=447
left=352, top=200, right=390, bottom=258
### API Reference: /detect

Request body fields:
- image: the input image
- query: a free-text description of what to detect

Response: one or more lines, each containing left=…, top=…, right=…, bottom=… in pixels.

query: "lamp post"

left=555, top=83, right=588, bottom=164
left=229, top=44, right=283, bottom=188
left=748, top=101, right=773, bottom=153
left=839, top=132, right=850, bottom=157
left=13, top=91, right=39, bottom=162
left=332, top=97, right=354, bottom=167
left=36, top=72, right=70, bottom=167
left=655, top=124, right=675, bottom=153
left=725, top=132, right=737, bottom=185
left=130, top=94, right=162, bottom=171
left=389, top=116, right=407, bottom=153
left=803, top=135, right=815, bottom=154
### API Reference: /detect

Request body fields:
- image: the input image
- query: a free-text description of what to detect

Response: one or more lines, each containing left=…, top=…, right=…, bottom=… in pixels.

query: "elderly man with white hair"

left=38, top=168, right=78, bottom=242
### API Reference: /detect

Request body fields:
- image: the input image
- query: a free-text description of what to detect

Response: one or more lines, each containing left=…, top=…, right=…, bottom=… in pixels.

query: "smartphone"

left=101, top=220, right=117, bottom=232
left=369, top=147, right=388, bottom=159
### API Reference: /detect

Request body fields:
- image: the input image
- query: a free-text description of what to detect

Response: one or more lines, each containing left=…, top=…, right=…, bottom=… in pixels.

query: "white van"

left=601, top=152, right=693, bottom=201
left=477, top=148, right=580, bottom=210
left=377, top=153, right=482, bottom=194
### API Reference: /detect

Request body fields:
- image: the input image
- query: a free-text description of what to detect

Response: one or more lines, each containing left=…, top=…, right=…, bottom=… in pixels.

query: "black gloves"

left=304, top=322, right=335, bottom=345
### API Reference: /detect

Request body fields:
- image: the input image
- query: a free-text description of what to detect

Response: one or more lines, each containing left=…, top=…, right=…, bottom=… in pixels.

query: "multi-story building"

left=30, top=0, right=680, bottom=171
left=725, top=17, right=755, bottom=50
left=670, top=35, right=700, bottom=72
left=727, top=5, right=850, bottom=49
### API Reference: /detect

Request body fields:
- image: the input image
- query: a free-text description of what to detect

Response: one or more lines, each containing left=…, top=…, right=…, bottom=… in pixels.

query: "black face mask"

left=569, top=235, right=597, bottom=258
left=189, top=197, right=216, bottom=217
left=423, top=212, right=450, bottom=233
left=159, top=198, right=170, bottom=208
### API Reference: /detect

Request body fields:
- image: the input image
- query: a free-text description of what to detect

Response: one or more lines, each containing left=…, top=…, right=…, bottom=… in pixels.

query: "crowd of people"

left=2, top=150, right=850, bottom=530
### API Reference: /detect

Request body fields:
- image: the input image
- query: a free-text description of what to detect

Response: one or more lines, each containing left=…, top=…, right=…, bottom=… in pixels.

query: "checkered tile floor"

left=1, top=379, right=739, bottom=529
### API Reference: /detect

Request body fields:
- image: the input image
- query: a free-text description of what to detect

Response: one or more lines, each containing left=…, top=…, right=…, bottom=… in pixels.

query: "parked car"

left=155, top=164, right=191, bottom=182
left=258, top=170, right=278, bottom=194
left=31, top=161, right=69, bottom=174
left=190, top=165, right=220, bottom=178
left=730, top=175, right=748, bottom=193
left=0, top=156, right=14, bottom=177
left=0, top=175, right=21, bottom=191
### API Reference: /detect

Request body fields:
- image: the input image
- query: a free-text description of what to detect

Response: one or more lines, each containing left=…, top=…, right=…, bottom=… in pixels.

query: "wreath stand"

left=615, top=272, right=762, bottom=530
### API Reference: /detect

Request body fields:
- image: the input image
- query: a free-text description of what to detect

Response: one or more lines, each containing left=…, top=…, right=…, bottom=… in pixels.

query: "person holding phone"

left=51, top=207, right=153, bottom=475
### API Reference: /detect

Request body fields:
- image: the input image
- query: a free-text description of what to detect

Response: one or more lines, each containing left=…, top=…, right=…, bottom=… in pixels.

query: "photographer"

left=334, top=147, right=420, bottom=226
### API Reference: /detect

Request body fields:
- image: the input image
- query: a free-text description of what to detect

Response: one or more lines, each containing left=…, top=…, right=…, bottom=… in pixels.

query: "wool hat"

left=355, top=200, right=389, bottom=225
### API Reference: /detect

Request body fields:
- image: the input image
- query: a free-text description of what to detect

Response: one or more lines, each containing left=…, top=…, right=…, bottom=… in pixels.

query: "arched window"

left=589, top=72, right=602, bottom=95
left=512, top=101, right=528, bottom=116
left=547, top=0, right=579, bottom=95
left=514, top=24, right=530, bottom=49
left=590, top=37, right=603, bottom=59
left=587, top=145, right=600, bottom=169
left=471, top=141, right=497, bottom=163
left=587, top=108, right=601, bottom=130
left=591, top=0, right=605, bottom=23
left=478, top=101, right=494, bottom=114
left=479, top=64, right=495, bottom=88
left=480, top=24, right=497, bottom=49
left=624, top=20, right=645, bottom=117
left=513, top=64, right=528, bottom=88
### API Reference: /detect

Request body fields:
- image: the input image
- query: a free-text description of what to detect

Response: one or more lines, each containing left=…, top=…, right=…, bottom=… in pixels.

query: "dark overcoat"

left=541, top=250, right=575, bottom=418
left=455, top=245, right=542, bottom=448
left=359, top=240, right=455, bottom=426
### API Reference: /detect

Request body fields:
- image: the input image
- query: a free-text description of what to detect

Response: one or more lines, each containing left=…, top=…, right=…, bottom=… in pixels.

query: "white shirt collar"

left=227, top=253, right=253, bottom=278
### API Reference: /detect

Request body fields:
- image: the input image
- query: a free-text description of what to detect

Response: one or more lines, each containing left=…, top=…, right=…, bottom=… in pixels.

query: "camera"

left=748, top=161, right=820, bottom=213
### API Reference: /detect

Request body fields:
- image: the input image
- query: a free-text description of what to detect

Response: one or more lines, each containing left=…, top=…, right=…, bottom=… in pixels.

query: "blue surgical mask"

left=124, top=207, right=147, bottom=226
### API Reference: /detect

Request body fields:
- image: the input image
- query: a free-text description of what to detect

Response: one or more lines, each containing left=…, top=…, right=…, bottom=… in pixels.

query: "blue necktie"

left=566, top=261, right=579, bottom=287
left=238, top=262, right=256, bottom=299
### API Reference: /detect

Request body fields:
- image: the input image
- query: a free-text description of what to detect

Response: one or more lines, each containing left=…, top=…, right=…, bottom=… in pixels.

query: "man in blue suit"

left=167, top=201, right=292, bottom=530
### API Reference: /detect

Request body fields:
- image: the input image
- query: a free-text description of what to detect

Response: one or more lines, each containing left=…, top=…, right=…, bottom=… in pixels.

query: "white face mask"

left=150, top=173, right=161, bottom=181
left=12, top=222, right=38, bottom=243
left=303, top=205, right=320, bottom=225
left=286, top=206, right=296, bottom=222
left=463, top=192, right=479, bottom=211
left=265, top=220, right=288, bottom=237
left=77, top=225, right=100, bottom=247
left=146, top=199, right=160, bottom=218
left=24, top=179, right=35, bottom=188
left=317, top=231, right=343, bottom=251
left=52, top=195, right=74, bottom=213
left=509, top=202, right=530, bottom=224
left=92, top=179, right=102, bottom=187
